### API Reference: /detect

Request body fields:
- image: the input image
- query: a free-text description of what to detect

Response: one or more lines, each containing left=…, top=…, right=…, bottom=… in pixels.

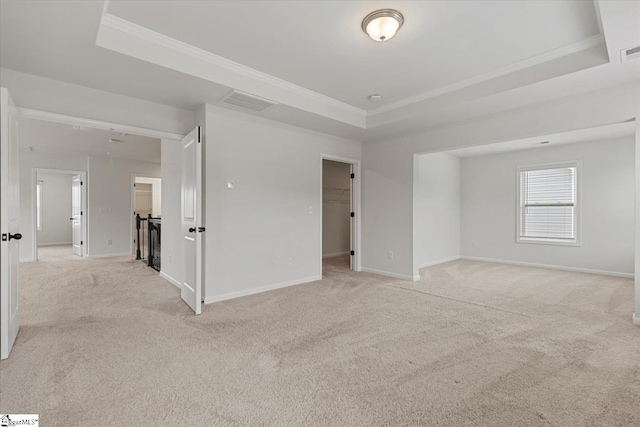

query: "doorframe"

left=31, top=168, right=87, bottom=261
left=129, top=174, right=161, bottom=255
left=21, top=109, right=182, bottom=261
left=320, top=154, right=362, bottom=274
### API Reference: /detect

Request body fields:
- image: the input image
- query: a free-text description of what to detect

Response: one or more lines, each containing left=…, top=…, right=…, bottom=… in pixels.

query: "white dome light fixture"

left=362, top=9, right=404, bottom=42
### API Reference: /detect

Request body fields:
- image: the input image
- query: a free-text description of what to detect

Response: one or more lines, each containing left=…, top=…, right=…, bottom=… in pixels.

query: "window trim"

left=516, top=161, right=581, bottom=247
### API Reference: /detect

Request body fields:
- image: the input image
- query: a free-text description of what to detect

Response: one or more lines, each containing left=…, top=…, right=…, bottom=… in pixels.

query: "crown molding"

left=99, top=13, right=367, bottom=127
left=98, top=11, right=606, bottom=130
left=367, top=34, right=606, bottom=117
left=444, top=120, right=635, bottom=158
left=18, top=108, right=185, bottom=140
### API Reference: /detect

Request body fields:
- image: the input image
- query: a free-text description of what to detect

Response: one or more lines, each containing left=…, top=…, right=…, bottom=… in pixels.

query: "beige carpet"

left=37, top=245, right=75, bottom=261
left=1, top=252, right=639, bottom=426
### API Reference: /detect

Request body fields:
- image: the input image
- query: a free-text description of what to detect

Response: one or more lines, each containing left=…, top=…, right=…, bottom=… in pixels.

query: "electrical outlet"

left=288, top=257, right=293, bottom=265
left=387, top=251, right=394, bottom=260
left=107, top=239, right=112, bottom=245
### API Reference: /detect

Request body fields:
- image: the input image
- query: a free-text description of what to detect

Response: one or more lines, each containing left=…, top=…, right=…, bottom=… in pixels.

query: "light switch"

left=226, top=181, right=235, bottom=190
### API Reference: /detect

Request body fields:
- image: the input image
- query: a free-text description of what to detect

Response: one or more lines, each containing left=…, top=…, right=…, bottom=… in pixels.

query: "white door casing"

left=71, top=174, right=82, bottom=256
left=181, top=127, right=202, bottom=315
left=1, top=87, right=20, bottom=359
left=319, top=154, right=361, bottom=274
left=349, top=164, right=354, bottom=271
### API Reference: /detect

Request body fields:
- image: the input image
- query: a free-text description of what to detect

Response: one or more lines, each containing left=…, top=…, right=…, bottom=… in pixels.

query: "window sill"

left=517, top=237, right=580, bottom=247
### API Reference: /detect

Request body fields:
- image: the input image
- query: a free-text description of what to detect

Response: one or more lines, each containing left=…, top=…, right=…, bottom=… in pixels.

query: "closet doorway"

left=320, top=156, right=360, bottom=274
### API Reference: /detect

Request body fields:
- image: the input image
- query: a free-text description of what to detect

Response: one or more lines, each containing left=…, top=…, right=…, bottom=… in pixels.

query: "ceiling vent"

left=220, top=90, right=278, bottom=112
left=621, top=45, right=640, bottom=62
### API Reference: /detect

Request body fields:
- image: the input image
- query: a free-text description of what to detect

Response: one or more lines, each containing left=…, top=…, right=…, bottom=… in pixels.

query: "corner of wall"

left=635, top=113, right=640, bottom=320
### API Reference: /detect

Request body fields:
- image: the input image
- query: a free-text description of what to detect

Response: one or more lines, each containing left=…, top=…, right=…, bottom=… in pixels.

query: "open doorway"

left=321, top=156, right=360, bottom=275
left=131, top=176, right=162, bottom=266
left=33, top=169, right=86, bottom=261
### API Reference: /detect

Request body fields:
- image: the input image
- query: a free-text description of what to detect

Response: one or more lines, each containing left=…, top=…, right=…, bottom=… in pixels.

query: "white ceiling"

left=106, top=0, right=601, bottom=110
left=18, top=117, right=161, bottom=164
left=1, top=0, right=639, bottom=142
left=0, top=1, right=231, bottom=110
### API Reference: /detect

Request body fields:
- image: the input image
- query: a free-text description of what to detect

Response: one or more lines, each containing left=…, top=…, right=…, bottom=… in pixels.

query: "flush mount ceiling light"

left=362, top=9, right=404, bottom=42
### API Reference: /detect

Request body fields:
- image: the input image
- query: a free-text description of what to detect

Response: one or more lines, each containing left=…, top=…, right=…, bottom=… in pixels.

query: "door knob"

left=9, top=233, right=22, bottom=241
left=188, top=227, right=196, bottom=233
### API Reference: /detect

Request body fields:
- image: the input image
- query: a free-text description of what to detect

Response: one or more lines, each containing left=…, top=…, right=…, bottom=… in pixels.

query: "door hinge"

left=350, top=250, right=355, bottom=256
left=197, top=126, right=201, bottom=143
left=350, top=173, right=355, bottom=179
left=81, top=241, right=83, bottom=245
left=198, top=227, right=206, bottom=233
left=350, top=212, right=355, bottom=217
left=81, top=211, right=83, bottom=215
left=81, top=181, right=83, bottom=186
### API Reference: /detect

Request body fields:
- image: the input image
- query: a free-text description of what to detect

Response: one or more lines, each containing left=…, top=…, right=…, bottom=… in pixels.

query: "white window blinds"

left=519, top=165, right=577, bottom=241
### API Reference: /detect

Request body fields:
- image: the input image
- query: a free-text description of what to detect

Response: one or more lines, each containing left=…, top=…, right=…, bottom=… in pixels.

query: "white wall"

left=322, top=160, right=351, bottom=257
left=363, top=80, right=640, bottom=279
left=37, top=172, right=72, bottom=245
left=635, top=110, right=640, bottom=324
left=88, top=156, right=160, bottom=257
left=134, top=176, right=162, bottom=216
left=203, top=105, right=361, bottom=302
left=415, top=153, right=460, bottom=269
left=460, top=137, right=635, bottom=276
left=362, top=140, right=415, bottom=279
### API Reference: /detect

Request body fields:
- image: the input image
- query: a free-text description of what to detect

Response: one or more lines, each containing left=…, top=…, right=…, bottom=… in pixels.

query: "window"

left=36, top=181, right=43, bottom=231
left=517, top=162, right=580, bottom=245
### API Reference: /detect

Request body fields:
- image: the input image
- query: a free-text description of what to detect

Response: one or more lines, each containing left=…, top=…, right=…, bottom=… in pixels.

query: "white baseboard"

left=460, top=256, right=634, bottom=279
left=633, top=313, right=640, bottom=326
left=159, top=271, right=181, bottom=289
left=204, top=275, right=322, bottom=305
left=87, top=252, right=132, bottom=259
left=37, top=242, right=72, bottom=247
left=20, top=258, right=35, bottom=263
left=419, top=256, right=461, bottom=269
left=361, top=267, right=416, bottom=281
left=322, top=252, right=349, bottom=259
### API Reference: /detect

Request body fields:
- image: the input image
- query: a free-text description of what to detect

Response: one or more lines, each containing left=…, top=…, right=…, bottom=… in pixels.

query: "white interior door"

left=349, top=164, right=354, bottom=271
left=71, top=174, right=82, bottom=257
left=1, top=87, right=21, bottom=359
left=181, top=127, right=202, bottom=315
